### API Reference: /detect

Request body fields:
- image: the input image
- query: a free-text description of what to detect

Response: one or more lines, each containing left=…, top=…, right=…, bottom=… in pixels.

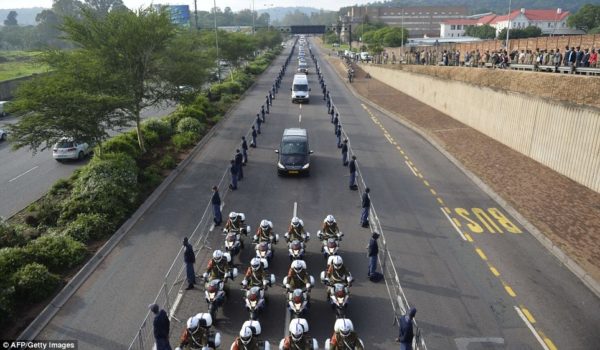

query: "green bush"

left=98, top=134, right=140, bottom=158
left=62, top=213, right=112, bottom=243
left=29, top=196, right=62, bottom=227
left=0, top=221, right=26, bottom=249
left=171, top=132, right=198, bottom=152
left=142, top=119, right=173, bottom=141
left=0, top=280, right=15, bottom=326
left=0, top=247, right=28, bottom=277
left=143, top=129, right=160, bottom=148
left=12, top=263, right=60, bottom=302
left=48, top=178, right=72, bottom=197
left=177, top=117, right=204, bottom=134
left=25, top=234, right=86, bottom=272
left=139, top=165, right=164, bottom=192
left=158, top=154, right=177, bottom=170
left=59, top=153, right=139, bottom=224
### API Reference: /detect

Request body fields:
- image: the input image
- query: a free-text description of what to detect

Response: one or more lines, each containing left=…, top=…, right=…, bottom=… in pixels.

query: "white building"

left=440, top=9, right=583, bottom=38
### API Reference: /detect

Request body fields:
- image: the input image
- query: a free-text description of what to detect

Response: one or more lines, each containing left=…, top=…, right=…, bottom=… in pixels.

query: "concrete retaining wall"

left=362, top=65, right=600, bottom=193
left=0, top=75, right=35, bottom=100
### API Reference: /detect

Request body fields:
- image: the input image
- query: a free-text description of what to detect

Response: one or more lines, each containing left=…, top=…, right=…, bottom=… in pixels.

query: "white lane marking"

left=293, top=202, right=297, bottom=217
left=441, top=208, right=467, bottom=241
left=405, top=161, right=418, bottom=177
left=9, top=166, right=39, bottom=182
left=514, top=306, right=550, bottom=350
left=169, top=291, right=184, bottom=317
left=299, top=114, right=302, bottom=123
left=283, top=202, right=298, bottom=336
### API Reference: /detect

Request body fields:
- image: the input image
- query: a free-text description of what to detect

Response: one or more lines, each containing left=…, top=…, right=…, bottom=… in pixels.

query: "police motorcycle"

left=320, top=256, right=353, bottom=318
left=324, top=318, right=365, bottom=350
left=242, top=258, right=276, bottom=320
left=202, top=251, right=238, bottom=320
left=223, top=212, right=250, bottom=245
left=321, top=238, right=340, bottom=258
left=253, top=220, right=279, bottom=262
left=282, top=260, right=315, bottom=317
left=278, top=318, right=319, bottom=350
left=176, top=313, right=221, bottom=350
left=224, top=231, right=242, bottom=258
left=317, top=215, right=344, bottom=257
left=284, top=217, right=310, bottom=261
left=230, top=320, right=271, bottom=350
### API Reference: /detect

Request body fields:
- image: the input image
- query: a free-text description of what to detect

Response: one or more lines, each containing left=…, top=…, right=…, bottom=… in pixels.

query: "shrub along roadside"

left=0, top=45, right=282, bottom=333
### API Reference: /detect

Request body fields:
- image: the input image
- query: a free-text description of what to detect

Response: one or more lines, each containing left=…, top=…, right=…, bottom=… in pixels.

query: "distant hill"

left=257, top=7, right=331, bottom=22
left=366, top=1, right=588, bottom=14
left=0, top=8, right=46, bottom=26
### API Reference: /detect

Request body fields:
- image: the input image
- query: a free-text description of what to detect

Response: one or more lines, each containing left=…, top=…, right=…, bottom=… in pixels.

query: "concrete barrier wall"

left=0, top=75, right=35, bottom=100
left=362, top=65, right=600, bottom=193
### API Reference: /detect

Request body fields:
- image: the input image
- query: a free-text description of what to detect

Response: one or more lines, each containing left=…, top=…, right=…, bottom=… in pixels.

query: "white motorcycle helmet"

left=260, top=219, right=270, bottom=230
left=229, top=212, right=237, bottom=220
left=292, top=260, right=305, bottom=274
left=187, top=313, right=212, bottom=331
left=334, top=318, right=354, bottom=337
left=291, top=217, right=301, bottom=227
left=239, top=326, right=253, bottom=344
left=326, top=215, right=335, bottom=224
left=332, top=256, right=343, bottom=270
left=250, top=257, right=261, bottom=271
left=289, top=318, right=309, bottom=341
left=213, top=249, right=223, bottom=263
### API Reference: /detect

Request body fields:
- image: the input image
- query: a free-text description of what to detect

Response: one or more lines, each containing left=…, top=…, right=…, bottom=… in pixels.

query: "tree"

left=60, top=7, right=177, bottom=153
left=4, top=11, right=18, bottom=26
left=52, top=0, right=84, bottom=20
left=36, top=10, right=64, bottom=48
left=567, top=4, right=600, bottom=32
left=497, top=26, right=542, bottom=39
left=8, top=51, right=129, bottom=152
left=465, top=24, right=496, bottom=39
left=83, top=0, right=126, bottom=17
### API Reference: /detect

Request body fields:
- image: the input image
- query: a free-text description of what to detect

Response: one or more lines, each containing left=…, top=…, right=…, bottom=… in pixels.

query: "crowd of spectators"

left=375, top=45, right=599, bottom=73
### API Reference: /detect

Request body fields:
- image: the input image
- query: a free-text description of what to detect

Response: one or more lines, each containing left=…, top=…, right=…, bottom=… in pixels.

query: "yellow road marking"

left=437, top=197, right=445, bottom=205
left=488, top=265, right=500, bottom=276
left=452, top=218, right=461, bottom=227
left=543, top=337, right=557, bottom=350
left=464, top=233, right=474, bottom=242
left=504, top=284, right=517, bottom=297
left=418, top=173, right=423, bottom=179
left=475, top=248, right=488, bottom=261
left=443, top=207, right=451, bottom=214
left=520, top=307, right=536, bottom=323
left=423, top=180, right=430, bottom=187
left=430, top=189, right=437, bottom=195
left=404, top=155, right=409, bottom=160
left=396, top=146, right=402, bottom=150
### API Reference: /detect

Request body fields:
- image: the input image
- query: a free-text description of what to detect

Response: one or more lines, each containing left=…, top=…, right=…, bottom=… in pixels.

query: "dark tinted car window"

left=281, top=140, right=307, bottom=155
left=293, top=84, right=308, bottom=91
left=57, top=141, right=74, bottom=148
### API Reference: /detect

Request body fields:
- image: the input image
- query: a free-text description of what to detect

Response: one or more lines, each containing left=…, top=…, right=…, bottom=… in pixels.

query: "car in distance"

left=52, top=138, right=91, bottom=161
left=0, top=128, right=6, bottom=141
left=276, top=128, right=313, bottom=176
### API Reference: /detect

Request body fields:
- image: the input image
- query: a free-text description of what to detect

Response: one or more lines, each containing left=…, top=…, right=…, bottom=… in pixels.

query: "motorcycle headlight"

left=328, top=247, right=335, bottom=254
left=294, top=302, right=302, bottom=311
left=209, top=292, right=216, bottom=300
left=302, top=163, right=310, bottom=169
left=250, top=300, right=257, bottom=308
left=278, top=162, right=285, bottom=169
left=260, top=251, right=266, bottom=257
left=336, top=297, right=345, bottom=304
left=293, top=249, right=300, bottom=255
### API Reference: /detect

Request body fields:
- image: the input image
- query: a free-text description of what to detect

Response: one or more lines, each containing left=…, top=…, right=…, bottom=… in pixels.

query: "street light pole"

left=505, top=0, right=512, bottom=50
left=213, top=0, right=221, bottom=82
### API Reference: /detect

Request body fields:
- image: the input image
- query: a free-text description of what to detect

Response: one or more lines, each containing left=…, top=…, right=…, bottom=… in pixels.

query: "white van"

left=291, top=74, right=310, bottom=103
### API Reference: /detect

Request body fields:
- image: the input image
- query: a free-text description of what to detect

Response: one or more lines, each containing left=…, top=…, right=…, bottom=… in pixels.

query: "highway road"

left=0, top=104, right=175, bottom=219
left=37, top=39, right=600, bottom=350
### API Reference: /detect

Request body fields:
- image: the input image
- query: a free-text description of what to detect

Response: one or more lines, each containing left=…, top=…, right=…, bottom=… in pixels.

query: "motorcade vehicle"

left=290, top=74, right=310, bottom=103
left=275, top=128, right=313, bottom=176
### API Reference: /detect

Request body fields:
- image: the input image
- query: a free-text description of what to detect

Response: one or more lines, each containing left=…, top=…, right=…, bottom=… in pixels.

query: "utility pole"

left=505, top=0, right=512, bottom=50
left=213, top=0, right=221, bottom=82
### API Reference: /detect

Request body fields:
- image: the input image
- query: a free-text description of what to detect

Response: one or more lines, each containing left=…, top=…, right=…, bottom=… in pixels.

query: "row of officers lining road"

left=151, top=212, right=418, bottom=350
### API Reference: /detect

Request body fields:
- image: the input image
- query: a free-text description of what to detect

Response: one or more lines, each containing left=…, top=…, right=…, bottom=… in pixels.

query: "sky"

left=0, top=0, right=371, bottom=11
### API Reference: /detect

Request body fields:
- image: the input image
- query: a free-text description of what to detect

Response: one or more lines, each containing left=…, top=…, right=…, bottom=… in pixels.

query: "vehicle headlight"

left=278, top=162, right=285, bottom=169
left=250, top=300, right=257, bottom=308
left=302, top=163, right=310, bottom=169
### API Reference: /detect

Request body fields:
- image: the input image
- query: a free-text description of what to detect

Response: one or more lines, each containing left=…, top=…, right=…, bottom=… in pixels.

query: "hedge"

left=62, top=213, right=113, bottom=243
left=25, top=234, right=86, bottom=272
left=12, top=263, right=60, bottom=302
left=177, top=117, right=204, bottom=134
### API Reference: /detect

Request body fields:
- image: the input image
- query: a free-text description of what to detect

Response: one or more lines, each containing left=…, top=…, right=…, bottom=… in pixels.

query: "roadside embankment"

left=329, top=58, right=600, bottom=292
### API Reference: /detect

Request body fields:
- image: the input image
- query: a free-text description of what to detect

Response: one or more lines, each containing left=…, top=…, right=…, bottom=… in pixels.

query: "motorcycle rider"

left=286, top=217, right=307, bottom=243
left=286, top=260, right=311, bottom=292
left=177, top=313, right=219, bottom=349
left=224, top=212, right=247, bottom=235
left=326, top=256, right=353, bottom=287
left=328, top=319, right=364, bottom=350
left=280, top=318, right=318, bottom=350
left=203, top=250, right=231, bottom=282
left=230, top=324, right=260, bottom=350
left=320, top=215, right=341, bottom=240
left=254, top=219, right=275, bottom=243
left=242, top=257, right=268, bottom=290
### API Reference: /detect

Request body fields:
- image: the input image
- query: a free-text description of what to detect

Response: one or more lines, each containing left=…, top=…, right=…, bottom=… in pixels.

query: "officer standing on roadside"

left=349, top=156, right=358, bottom=190
left=341, top=139, right=349, bottom=166
left=211, top=185, right=222, bottom=226
left=361, top=187, right=371, bottom=227
left=367, top=232, right=379, bottom=279
left=251, top=126, right=257, bottom=147
left=235, top=149, right=244, bottom=180
left=396, top=308, right=418, bottom=350
left=256, top=114, right=262, bottom=134
left=336, top=124, right=342, bottom=148
left=149, top=304, right=172, bottom=350
left=241, top=136, right=248, bottom=164
left=183, top=237, right=196, bottom=289
left=229, top=160, right=238, bottom=190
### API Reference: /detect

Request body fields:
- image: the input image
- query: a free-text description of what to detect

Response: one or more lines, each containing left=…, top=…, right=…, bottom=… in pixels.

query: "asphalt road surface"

left=37, top=39, right=600, bottom=350
left=0, top=104, right=175, bottom=219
